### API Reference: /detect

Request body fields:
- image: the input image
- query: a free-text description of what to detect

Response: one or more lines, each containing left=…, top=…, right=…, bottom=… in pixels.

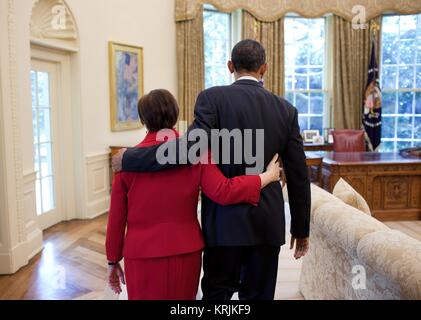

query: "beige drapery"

left=242, top=11, right=284, bottom=97
left=176, top=7, right=205, bottom=125
left=332, top=15, right=381, bottom=130
left=176, top=0, right=421, bottom=23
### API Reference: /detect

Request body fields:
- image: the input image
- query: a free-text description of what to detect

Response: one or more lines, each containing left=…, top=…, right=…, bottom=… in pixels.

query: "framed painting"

left=109, top=42, right=144, bottom=131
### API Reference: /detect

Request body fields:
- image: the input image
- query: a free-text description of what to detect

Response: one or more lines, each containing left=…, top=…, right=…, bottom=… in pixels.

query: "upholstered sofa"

left=294, top=184, right=421, bottom=300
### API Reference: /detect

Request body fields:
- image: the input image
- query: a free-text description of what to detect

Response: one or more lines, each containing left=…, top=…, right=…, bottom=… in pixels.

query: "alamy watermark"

left=51, top=4, right=67, bottom=30
left=352, top=5, right=369, bottom=30
left=352, top=265, right=367, bottom=290
left=155, top=128, right=266, bottom=175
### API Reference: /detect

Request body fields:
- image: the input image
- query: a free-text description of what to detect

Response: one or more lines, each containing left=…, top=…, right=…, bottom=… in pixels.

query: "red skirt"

left=124, top=251, right=202, bottom=300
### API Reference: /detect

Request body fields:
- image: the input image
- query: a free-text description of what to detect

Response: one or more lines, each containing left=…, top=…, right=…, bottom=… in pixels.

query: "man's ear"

left=259, top=63, right=268, bottom=77
left=228, top=61, right=235, bottom=74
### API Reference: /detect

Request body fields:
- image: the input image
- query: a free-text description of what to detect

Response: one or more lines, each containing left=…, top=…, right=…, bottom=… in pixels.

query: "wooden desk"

left=318, top=152, right=421, bottom=221
left=304, top=143, right=334, bottom=152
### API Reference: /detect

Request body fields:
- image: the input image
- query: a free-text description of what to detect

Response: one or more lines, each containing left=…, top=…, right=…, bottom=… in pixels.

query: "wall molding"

left=22, top=171, right=43, bottom=261
left=85, top=152, right=111, bottom=219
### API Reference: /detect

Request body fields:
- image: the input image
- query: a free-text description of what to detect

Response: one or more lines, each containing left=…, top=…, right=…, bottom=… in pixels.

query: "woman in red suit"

left=106, top=89, right=280, bottom=300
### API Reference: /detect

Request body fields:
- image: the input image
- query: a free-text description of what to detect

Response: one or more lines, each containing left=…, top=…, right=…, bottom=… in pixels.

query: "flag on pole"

left=363, top=40, right=382, bottom=151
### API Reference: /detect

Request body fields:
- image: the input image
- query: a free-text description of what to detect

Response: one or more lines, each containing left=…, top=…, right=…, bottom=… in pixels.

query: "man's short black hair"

left=231, top=39, right=266, bottom=73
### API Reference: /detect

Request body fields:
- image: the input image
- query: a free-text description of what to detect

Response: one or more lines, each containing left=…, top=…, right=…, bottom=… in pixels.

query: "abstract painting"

left=109, top=42, right=144, bottom=131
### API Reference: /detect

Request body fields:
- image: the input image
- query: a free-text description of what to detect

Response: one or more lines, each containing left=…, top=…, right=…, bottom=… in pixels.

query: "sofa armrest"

left=357, top=230, right=421, bottom=300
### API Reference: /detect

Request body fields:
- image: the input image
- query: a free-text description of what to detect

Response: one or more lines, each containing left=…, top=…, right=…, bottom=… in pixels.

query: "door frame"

left=31, top=45, right=76, bottom=230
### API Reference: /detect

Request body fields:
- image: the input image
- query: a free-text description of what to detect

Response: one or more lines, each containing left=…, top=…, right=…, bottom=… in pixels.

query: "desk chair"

left=332, top=130, right=366, bottom=152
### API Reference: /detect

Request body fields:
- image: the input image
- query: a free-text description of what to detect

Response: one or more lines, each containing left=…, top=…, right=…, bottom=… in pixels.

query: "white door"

left=31, top=59, right=63, bottom=230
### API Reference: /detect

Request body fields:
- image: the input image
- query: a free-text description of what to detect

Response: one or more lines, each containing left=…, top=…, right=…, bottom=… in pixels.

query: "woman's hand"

left=108, top=263, right=126, bottom=294
left=259, top=154, right=281, bottom=189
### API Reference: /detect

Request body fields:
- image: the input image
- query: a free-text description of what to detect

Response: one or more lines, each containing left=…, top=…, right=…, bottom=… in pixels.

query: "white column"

left=0, top=0, right=43, bottom=275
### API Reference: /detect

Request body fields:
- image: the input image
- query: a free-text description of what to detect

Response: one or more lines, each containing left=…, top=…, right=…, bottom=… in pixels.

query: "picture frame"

left=109, top=42, right=144, bottom=132
left=303, top=130, right=320, bottom=143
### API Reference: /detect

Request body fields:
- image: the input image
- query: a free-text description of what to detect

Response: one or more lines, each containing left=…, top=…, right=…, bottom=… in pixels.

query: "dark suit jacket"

left=122, top=80, right=311, bottom=247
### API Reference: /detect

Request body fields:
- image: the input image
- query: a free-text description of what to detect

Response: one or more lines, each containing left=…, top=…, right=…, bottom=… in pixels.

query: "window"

left=380, top=14, right=421, bottom=152
left=284, top=17, right=327, bottom=134
left=203, top=4, right=232, bottom=88
left=31, top=70, right=55, bottom=215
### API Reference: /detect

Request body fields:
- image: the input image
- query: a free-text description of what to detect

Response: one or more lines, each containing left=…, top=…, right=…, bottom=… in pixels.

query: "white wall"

left=0, top=0, right=177, bottom=274
left=16, top=0, right=177, bottom=178
left=72, top=0, right=177, bottom=154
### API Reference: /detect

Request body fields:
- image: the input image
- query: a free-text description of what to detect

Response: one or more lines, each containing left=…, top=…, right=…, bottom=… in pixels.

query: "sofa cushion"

left=333, top=178, right=371, bottom=215
left=314, top=202, right=389, bottom=256
left=357, top=230, right=421, bottom=300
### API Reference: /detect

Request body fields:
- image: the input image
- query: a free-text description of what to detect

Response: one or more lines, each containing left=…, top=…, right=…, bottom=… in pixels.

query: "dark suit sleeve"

left=281, top=108, right=311, bottom=239
left=122, top=91, right=216, bottom=172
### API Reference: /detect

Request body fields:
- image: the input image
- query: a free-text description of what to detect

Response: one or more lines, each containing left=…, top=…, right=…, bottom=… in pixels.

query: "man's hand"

left=112, top=148, right=127, bottom=173
left=108, top=263, right=125, bottom=294
left=290, top=237, right=309, bottom=260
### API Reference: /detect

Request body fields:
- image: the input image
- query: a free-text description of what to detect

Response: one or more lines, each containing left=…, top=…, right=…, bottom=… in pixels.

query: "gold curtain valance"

left=176, top=0, right=421, bottom=22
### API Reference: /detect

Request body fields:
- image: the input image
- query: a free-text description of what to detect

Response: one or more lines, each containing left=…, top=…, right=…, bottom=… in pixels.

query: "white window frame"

left=380, top=14, right=421, bottom=151
left=203, top=4, right=242, bottom=88
left=284, top=15, right=332, bottom=134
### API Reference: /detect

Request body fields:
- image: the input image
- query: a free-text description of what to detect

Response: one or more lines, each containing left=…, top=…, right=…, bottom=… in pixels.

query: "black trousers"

left=201, top=245, right=281, bottom=301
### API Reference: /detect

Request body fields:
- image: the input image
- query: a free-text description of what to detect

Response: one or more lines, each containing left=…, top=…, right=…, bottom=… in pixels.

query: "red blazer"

left=106, top=130, right=261, bottom=262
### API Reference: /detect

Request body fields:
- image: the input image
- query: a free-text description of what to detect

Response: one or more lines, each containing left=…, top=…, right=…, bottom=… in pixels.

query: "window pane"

left=38, top=109, right=52, bottom=143
left=416, top=66, right=421, bottom=88
left=398, top=40, right=416, bottom=65
left=310, top=93, right=324, bottom=114
left=298, top=116, right=309, bottom=131
left=41, top=177, right=55, bottom=213
left=382, top=40, right=398, bottom=65
left=309, top=117, right=323, bottom=133
left=397, top=117, right=413, bottom=139
left=285, top=66, right=294, bottom=90
left=381, top=141, right=395, bottom=152
left=396, top=141, right=412, bottom=150
left=32, top=109, right=39, bottom=144
left=382, top=117, right=396, bottom=138
left=39, top=143, right=53, bottom=178
left=309, top=68, right=323, bottom=90
left=295, top=68, right=308, bottom=90
left=416, top=92, right=421, bottom=114
left=296, top=92, right=309, bottom=114
left=31, top=71, right=37, bottom=106
left=36, top=179, right=42, bottom=216
left=417, top=37, right=421, bottom=64
left=382, top=92, right=397, bottom=114
left=399, top=15, right=417, bottom=39
left=34, top=146, right=40, bottom=179
left=415, top=117, right=421, bottom=139
left=398, top=92, right=414, bottom=114
left=285, top=92, right=294, bottom=105
left=204, top=8, right=231, bottom=89
left=37, top=72, right=50, bottom=107
left=398, top=66, right=414, bottom=88
left=382, top=66, right=397, bottom=89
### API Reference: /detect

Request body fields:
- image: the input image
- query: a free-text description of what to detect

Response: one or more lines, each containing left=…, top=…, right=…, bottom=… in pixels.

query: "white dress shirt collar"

left=236, top=76, right=259, bottom=83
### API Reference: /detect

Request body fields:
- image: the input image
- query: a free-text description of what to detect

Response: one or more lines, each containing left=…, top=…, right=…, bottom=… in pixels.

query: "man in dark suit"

left=113, top=40, right=311, bottom=300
